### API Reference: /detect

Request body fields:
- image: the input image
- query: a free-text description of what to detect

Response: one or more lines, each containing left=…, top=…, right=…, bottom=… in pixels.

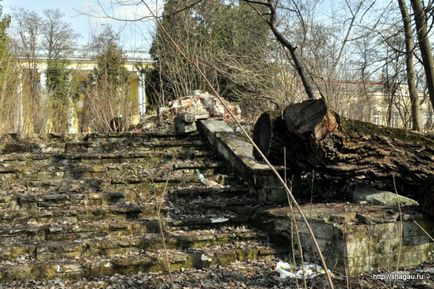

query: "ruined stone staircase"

left=0, top=132, right=283, bottom=282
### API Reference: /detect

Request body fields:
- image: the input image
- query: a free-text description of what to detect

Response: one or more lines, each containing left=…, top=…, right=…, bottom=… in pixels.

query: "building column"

left=16, top=71, right=24, bottom=132
left=67, top=73, right=78, bottom=134
left=38, top=68, right=49, bottom=133
left=40, top=68, right=47, bottom=92
left=138, top=71, right=146, bottom=120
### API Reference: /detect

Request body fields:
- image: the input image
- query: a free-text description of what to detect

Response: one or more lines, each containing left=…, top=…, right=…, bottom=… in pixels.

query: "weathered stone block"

left=198, top=119, right=287, bottom=203
left=353, top=185, right=419, bottom=206
left=261, top=204, right=434, bottom=275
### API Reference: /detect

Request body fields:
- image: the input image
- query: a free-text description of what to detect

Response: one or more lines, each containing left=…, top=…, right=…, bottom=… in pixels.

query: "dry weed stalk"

left=0, top=54, right=21, bottom=132
left=392, top=175, right=403, bottom=283
left=284, top=148, right=306, bottom=289
left=83, top=75, right=133, bottom=132
left=413, top=220, right=434, bottom=242
left=142, top=3, right=335, bottom=289
left=156, top=180, right=174, bottom=288
left=135, top=179, right=174, bottom=289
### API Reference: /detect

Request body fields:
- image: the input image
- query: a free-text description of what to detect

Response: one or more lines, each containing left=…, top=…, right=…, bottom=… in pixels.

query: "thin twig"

left=309, top=170, right=315, bottom=218
left=413, top=220, right=434, bottom=242
left=285, top=150, right=300, bottom=288
left=156, top=179, right=174, bottom=288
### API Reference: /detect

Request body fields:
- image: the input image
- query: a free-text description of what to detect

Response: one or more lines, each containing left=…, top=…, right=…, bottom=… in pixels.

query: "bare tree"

left=42, top=9, right=78, bottom=64
left=243, top=0, right=316, bottom=100
left=82, top=25, right=131, bottom=132
left=13, top=8, right=41, bottom=69
left=149, top=0, right=274, bottom=115
left=0, top=1, right=20, bottom=133
left=411, top=0, right=434, bottom=110
left=12, top=8, right=44, bottom=132
left=12, top=8, right=79, bottom=133
left=398, top=0, right=421, bottom=131
left=42, top=9, right=78, bottom=133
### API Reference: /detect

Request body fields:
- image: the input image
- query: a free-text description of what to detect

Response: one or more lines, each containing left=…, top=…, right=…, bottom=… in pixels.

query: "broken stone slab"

left=198, top=119, right=286, bottom=203
left=256, top=203, right=434, bottom=275
left=175, top=119, right=197, bottom=134
left=175, top=113, right=211, bottom=133
left=352, top=185, right=419, bottom=206
left=177, top=112, right=210, bottom=124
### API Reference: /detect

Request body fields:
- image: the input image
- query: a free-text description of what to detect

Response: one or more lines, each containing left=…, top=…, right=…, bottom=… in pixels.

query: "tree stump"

left=252, top=111, right=288, bottom=164
left=253, top=99, right=434, bottom=215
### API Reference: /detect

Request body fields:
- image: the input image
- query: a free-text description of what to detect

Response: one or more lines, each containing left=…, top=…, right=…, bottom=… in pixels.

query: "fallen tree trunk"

left=253, top=99, right=434, bottom=214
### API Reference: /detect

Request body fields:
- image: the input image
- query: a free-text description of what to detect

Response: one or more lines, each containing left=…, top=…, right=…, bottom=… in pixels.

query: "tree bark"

left=411, top=0, right=434, bottom=111
left=252, top=110, right=288, bottom=164
left=253, top=99, right=434, bottom=185
left=399, top=0, right=422, bottom=131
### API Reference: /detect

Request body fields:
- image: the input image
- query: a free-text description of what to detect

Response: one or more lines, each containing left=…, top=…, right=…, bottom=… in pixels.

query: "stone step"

left=0, top=193, right=255, bottom=225
left=14, top=191, right=138, bottom=209
left=0, top=240, right=283, bottom=281
left=0, top=218, right=154, bottom=247
left=172, top=160, right=225, bottom=171
left=5, top=174, right=233, bottom=197
left=65, top=139, right=206, bottom=154
left=0, top=153, right=54, bottom=162
left=0, top=148, right=214, bottom=167
left=0, top=132, right=202, bottom=155
left=3, top=165, right=228, bottom=185
left=168, top=198, right=258, bottom=224
left=169, top=194, right=255, bottom=207
left=0, top=236, right=143, bottom=262
left=0, top=192, right=257, bottom=227
left=0, top=203, right=154, bottom=226
left=83, top=131, right=198, bottom=141
left=169, top=185, right=250, bottom=198
left=167, top=212, right=253, bottom=229
left=55, top=149, right=213, bottom=161
left=120, top=241, right=283, bottom=274
left=0, top=205, right=153, bottom=224
left=2, top=178, right=106, bottom=195
left=141, top=228, right=268, bottom=251
left=0, top=158, right=225, bottom=183
left=0, top=227, right=267, bottom=263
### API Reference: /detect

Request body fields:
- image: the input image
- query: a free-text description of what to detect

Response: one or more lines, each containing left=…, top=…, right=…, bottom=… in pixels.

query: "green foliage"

left=82, top=25, right=131, bottom=132
left=90, top=25, right=128, bottom=89
left=0, top=4, right=10, bottom=55
left=47, top=61, right=71, bottom=100
left=0, top=0, right=11, bottom=84
left=40, top=9, right=77, bottom=102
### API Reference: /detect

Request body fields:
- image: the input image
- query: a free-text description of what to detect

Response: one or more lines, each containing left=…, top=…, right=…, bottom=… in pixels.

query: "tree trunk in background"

left=411, top=0, right=434, bottom=111
left=399, top=0, right=422, bottom=131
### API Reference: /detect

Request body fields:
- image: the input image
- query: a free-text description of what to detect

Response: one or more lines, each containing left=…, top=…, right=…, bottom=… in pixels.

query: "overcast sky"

left=3, top=0, right=162, bottom=52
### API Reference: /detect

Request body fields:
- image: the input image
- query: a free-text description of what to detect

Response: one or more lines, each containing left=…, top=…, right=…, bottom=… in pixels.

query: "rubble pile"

left=167, top=90, right=241, bottom=121
left=133, top=91, right=242, bottom=134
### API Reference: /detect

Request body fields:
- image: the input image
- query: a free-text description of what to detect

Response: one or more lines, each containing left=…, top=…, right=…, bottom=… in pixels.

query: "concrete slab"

left=198, top=120, right=286, bottom=202
left=257, top=203, right=434, bottom=275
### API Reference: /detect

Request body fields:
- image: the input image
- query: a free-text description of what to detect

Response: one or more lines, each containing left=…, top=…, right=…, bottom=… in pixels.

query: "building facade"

left=16, top=50, right=153, bottom=133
